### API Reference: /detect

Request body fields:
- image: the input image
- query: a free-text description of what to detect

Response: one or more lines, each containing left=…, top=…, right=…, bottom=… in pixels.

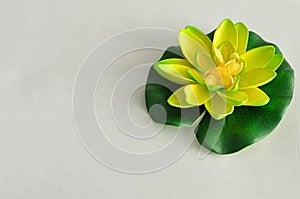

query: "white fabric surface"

left=0, top=0, right=299, bottom=198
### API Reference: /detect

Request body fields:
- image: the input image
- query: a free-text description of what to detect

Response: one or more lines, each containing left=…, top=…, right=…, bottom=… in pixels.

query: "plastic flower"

left=154, top=19, right=284, bottom=120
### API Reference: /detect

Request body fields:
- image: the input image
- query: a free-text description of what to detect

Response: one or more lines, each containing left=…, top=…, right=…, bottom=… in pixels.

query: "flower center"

left=204, top=49, right=244, bottom=91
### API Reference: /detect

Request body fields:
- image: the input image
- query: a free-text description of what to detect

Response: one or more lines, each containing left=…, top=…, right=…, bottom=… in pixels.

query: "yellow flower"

left=154, top=19, right=284, bottom=120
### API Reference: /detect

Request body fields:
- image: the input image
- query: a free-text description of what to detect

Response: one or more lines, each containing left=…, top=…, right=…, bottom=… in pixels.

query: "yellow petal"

left=167, top=86, right=194, bottom=108
left=154, top=58, right=195, bottom=84
left=217, top=91, right=248, bottom=106
left=155, top=58, right=193, bottom=66
left=213, top=47, right=224, bottom=65
left=225, top=59, right=244, bottom=76
left=240, top=46, right=275, bottom=72
left=205, top=95, right=234, bottom=120
left=185, top=26, right=212, bottom=53
left=219, top=74, right=234, bottom=88
left=187, top=69, right=205, bottom=84
left=213, top=19, right=237, bottom=50
left=178, top=29, right=214, bottom=69
left=215, top=41, right=235, bottom=64
left=184, top=84, right=212, bottom=106
left=235, top=22, right=249, bottom=55
left=241, top=88, right=270, bottom=106
left=195, top=50, right=216, bottom=73
left=239, top=68, right=276, bottom=89
left=264, top=54, right=284, bottom=71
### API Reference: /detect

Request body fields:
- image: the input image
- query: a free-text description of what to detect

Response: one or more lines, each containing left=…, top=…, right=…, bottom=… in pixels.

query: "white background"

left=0, top=0, right=299, bottom=198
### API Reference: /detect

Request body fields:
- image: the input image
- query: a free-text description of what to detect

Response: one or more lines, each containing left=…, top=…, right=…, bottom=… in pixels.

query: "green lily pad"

left=145, top=31, right=294, bottom=154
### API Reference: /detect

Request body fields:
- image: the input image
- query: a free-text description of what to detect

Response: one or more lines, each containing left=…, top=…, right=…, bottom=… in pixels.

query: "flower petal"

left=195, top=50, right=216, bottom=73
left=240, top=46, right=275, bottom=72
left=213, top=47, right=224, bottom=65
left=235, top=22, right=249, bottom=55
left=217, top=90, right=248, bottom=106
left=154, top=58, right=195, bottom=84
left=187, top=69, right=205, bottom=84
left=240, top=88, right=270, bottom=106
left=215, top=41, right=235, bottom=64
left=185, top=26, right=212, bottom=53
left=185, top=84, right=212, bottom=106
left=205, top=95, right=234, bottom=120
left=264, top=54, right=284, bottom=71
left=167, top=86, right=194, bottom=108
left=178, top=29, right=215, bottom=71
left=239, top=68, right=276, bottom=89
left=213, top=19, right=237, bottom=50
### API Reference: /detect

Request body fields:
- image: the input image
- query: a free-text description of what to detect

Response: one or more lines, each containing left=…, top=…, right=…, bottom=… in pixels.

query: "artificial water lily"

left=154, top=19, right=284, bottom=120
